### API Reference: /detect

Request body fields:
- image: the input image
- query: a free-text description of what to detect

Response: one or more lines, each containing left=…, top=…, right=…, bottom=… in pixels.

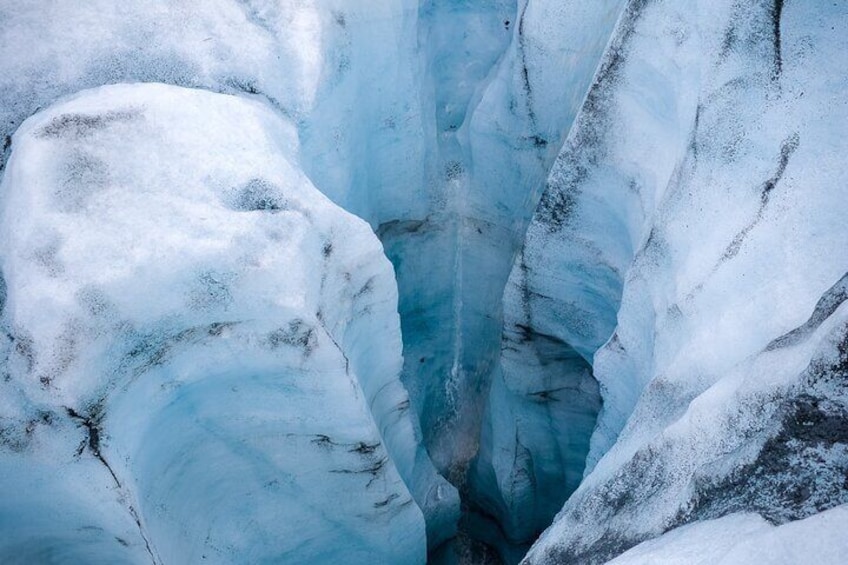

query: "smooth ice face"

left=398, top=0, right=627, bottom=483
left=0, top=83, right=439, bottom=564
left=519, top=0, right=848, bottom=562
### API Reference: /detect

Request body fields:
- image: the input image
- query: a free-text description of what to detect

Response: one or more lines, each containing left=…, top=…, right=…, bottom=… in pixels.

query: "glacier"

left=0, top=0, right=847, bottom=564
left=514, top=0, right=848, bottom=563
left=0, top=83, right=436, bottom=563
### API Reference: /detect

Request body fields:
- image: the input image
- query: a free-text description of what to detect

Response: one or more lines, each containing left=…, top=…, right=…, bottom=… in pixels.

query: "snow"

left=608, top=505, right=848, bottom=565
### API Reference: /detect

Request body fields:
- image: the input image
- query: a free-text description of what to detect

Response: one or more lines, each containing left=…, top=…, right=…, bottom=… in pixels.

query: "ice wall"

left=398, top=0, right=627, bottom=486
left=0, top=0, right=463, bottom=549
left=0, top=83, right=432, bottom=563
left=474, top=0, right=699, bottom=547
left=517, top=0, right=848, bottom=562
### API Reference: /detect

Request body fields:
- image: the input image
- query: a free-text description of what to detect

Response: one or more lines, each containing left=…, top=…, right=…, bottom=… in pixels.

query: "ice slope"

left=608, top=505, right=848, bottom=565
left=0, top=83, right=436, bottom=564
left=512, top=0, right=848, bottom=562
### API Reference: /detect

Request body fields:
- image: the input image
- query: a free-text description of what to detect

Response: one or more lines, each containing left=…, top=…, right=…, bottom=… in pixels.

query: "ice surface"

left=0, top=83, right=437, bottom=563
left=0, top=0, right=620, bottom=501
left=1, top=0, right=847, bottom=562
left=520, top=0, right=848, bottom=562
left=608, top=505, right=848, bottom=565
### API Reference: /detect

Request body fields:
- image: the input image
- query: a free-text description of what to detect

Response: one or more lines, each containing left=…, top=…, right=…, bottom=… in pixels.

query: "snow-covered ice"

left=518, top=0, right=848, bottom=562
left=0, top=83, right=443, bottom=564
left=608, top=505, right=848, bottom=565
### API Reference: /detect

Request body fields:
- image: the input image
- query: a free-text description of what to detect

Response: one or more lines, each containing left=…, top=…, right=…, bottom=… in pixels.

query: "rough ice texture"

left=0, top=0, right=621, bottom=506
left=0, top=83, right=434, bottom=564
left=519, top=0, right=848, bottom=563
left=2, top=0, right=847, bottom=563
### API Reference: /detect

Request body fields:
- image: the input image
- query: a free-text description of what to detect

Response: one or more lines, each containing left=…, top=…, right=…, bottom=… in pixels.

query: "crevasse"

left=1, top=1, right=848, bottom=564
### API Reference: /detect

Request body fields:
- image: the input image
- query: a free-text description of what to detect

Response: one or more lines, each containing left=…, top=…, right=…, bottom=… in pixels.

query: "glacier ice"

left=513, top=0, right=848, bottom=563
left=1, top=0, right=847, bottom=563
left=0, top=0, right=465, bottom=552
left=607, top=505, right=848, bottom=565
left=0, top=83, right=442, bottom=563
left=0, top=0, right=615, bottom=490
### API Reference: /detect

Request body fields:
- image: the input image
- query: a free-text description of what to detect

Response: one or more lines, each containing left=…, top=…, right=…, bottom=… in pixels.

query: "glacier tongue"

left=0, top=83, right=441, bottom=563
